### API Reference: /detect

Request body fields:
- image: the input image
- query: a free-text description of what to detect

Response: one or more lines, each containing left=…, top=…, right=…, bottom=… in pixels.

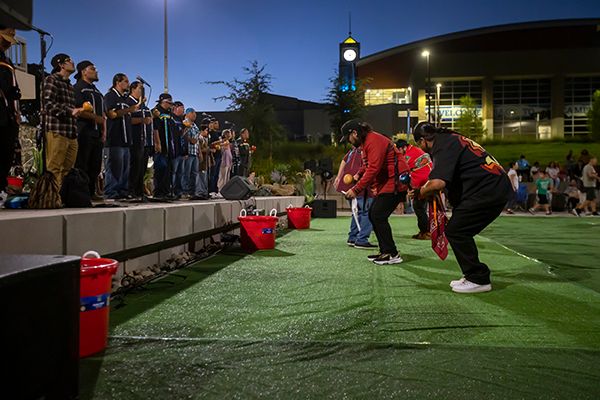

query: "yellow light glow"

left=422, top=51, right=429, bottom=57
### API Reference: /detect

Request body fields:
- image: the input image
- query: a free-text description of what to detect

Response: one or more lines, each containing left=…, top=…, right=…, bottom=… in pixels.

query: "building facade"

left=356, top=19, right=600, bottom=139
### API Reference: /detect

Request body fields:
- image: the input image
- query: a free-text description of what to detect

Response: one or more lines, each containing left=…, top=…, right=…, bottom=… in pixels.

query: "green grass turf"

left=81, top=216, right=600, bottom=399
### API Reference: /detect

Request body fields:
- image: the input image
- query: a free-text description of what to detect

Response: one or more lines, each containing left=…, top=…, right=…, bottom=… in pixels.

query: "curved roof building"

left=356, top=19, right=600, bottom=139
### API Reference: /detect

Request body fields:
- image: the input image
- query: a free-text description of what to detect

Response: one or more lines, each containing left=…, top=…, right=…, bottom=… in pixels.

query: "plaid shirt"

left=187, top=120, right=200, bottom=156
left=44, top=72, right=77, bottom=139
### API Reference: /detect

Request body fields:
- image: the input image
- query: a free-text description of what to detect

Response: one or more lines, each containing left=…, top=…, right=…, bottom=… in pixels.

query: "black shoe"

left=347, top=240, right=355, bottom=247
left=367, top=253, right=381, bottom=261
left=373, top=253, right=403, bottom=265
left=593, top=212, right=599, bottom=216
left=354, top=242, right=378, bottom=249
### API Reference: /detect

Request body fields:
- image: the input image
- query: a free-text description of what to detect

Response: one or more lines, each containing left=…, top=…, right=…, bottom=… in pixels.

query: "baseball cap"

left=74, top=60, right=93, bottom=81
left=185, top=108, right=195, bottom=115
left=156, top=93, right=173, bottom=104
left=173, top=101, right=184, bottom=108
left=50, top=53, right=71, bottom=74
left=339, top=120, right=362, bottom=143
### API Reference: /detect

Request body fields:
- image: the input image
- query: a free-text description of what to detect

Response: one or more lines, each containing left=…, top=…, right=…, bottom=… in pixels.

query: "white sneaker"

left=451, top=279, right=492, bottom=293
left=572, top=209, right=579, bottom=217
left=450, top=277, right=467, bottom=287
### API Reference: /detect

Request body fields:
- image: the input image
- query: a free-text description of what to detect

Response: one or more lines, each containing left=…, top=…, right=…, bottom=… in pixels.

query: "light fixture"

left=366, top=89, right=371, bottom=93
left=422, top=51, right=429, bottom=57
left=436, top=83, right=442, bottom=88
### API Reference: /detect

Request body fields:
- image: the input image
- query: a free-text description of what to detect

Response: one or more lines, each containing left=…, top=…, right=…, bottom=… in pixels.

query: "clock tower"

left=339, top=30, right=360, bottom=91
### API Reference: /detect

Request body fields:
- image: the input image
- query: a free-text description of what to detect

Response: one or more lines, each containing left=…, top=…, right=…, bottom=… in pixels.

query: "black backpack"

left=60, top=168, right=92, bottom=208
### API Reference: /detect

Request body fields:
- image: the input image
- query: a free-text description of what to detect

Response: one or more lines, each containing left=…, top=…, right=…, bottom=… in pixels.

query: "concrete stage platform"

left=0, top=196, right=304, bottom=276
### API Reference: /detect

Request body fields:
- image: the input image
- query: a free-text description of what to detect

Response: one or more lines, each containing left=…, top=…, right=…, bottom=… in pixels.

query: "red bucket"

left=7, top=177, right=23, bottom=187
left=79, top=251, right=119, bottom=358
left=286, top=204, right=312, bottom=229
left=238, top=209, right=279, bottom=250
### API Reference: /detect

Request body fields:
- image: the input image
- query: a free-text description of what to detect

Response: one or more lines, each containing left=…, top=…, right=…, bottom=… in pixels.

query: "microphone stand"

left=35, top=27, right=49, bottom=172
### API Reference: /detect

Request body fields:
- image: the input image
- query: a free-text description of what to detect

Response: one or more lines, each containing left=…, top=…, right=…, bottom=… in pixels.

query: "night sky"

left=17, top=0, right=600, bottom=112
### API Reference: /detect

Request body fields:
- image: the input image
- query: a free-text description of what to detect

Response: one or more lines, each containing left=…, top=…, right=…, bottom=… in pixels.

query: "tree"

left=454, top=94, right=487, bottom=141
left=206, top=61, right=284, bottom=159
left=586, top=90, right=600, bottom=141
left=19, top=63, right=45, bottom=126
left=323, top=72, right=371, bottom=143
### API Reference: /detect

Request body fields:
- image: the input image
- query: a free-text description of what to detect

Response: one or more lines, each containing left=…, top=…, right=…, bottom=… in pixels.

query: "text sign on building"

left=425, top=106, right=483, bottom=121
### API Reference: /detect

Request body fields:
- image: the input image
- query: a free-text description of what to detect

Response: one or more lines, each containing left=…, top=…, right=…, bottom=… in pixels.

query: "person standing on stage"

left=196, top=118, right=210, bottom=199
left=342, top=120, right=410, bottom=265
left=410, top=122, right=512, bottom=293
left=104, top=73, right=136, bottom=199
left=208, top=117, right=222, bottom=195
left=152, top=93, right=176, bottom=199
left=171, top=101, right=188, bottom=198
left=183, top=108, right=201, bottom=199
left=217, top=129, right=233, bottom=192
left=43, top=53, right=84, bottom=189
left=395, top=139, right=433, bottom=240
left=0, top=26, right=22, bottom=192
left=237, top=128, right=251, bottom=177
left=73, top=61, right=105, bottom=200
left=126, top=81, right=153, bottom=199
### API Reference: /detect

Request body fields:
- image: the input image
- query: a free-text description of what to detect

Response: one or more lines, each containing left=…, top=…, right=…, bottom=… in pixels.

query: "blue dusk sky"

left=17, top=0, right=600, bottom=112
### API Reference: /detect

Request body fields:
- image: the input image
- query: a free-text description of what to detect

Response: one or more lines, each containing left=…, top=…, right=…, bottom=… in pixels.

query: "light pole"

left=164, top=0, right=168, bottom=93
left=422, top=51, right=430, bottom=122
left=436, top=83, right=441, bottom=127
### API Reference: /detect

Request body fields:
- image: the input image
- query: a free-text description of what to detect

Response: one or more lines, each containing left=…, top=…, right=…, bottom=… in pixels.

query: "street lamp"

left=436, top=83, right=442, bottom=127
left=164, top=0, right=168, bottom=93
left=422, top=51, right=430, bottom=122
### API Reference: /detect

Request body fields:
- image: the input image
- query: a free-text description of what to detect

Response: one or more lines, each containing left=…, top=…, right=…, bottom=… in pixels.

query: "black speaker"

left=312, top=199, right=337, bottom=218
left=221, top=176, right=257, bottom=200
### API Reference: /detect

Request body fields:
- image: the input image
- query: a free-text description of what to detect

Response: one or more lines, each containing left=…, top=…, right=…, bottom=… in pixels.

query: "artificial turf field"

left=80, top=215, right=600, bottom=399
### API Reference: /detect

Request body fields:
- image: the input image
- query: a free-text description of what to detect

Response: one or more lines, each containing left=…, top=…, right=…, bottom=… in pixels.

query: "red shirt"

left=352, top=131, right=410, bottom=195
left=404, top=144, right=432, bottom=187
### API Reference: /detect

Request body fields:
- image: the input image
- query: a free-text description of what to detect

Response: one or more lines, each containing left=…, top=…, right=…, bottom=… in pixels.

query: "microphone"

left=32, top=26, right=52, bottom=36
left=136, top=76, right=152, bottom=87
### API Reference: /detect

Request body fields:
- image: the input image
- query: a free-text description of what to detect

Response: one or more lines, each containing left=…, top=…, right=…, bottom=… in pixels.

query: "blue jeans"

left=348, top=196, right=373, bottom=245
left=171, top=156, right=187, bottom=196
left=103, top=146, right=130, bottom=199
left=196, top=170, right=208, bottom=196
left=184, top=156, right=199, bottom=195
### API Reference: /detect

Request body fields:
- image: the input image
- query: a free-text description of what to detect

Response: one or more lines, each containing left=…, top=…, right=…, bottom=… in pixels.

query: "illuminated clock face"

left=343, top=48, right=357, bottom=62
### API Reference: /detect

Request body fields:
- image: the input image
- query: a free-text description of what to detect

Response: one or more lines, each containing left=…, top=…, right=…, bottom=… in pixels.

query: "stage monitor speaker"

left=312, top=199, right=337, bottom=218
left=318, top=157, right=333, bottom=173
left=221, top=176, right=256, bottom=200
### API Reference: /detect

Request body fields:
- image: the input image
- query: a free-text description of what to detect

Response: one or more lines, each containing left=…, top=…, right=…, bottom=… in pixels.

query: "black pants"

left=0, top=121, right=19, bottom=191
left=128, top=145, right=149, bottom=197
left=445, top=203, right=505, bottom=285
left=413, top=197, right=429, bottom=233
left=368, top=192, right=407, bottom=255
left=75, top=133, right=103, bottom=196
left=153, top=157, right=172, bottom=197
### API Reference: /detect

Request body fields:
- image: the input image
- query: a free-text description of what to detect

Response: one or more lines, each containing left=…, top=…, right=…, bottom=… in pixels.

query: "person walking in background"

left=529, top=170, right=553, bottom=215
left=410, top=122, right=512, bottom=293
left=43, top=53, right=84, bottom=189
left=0, top=27, right=22, bottom=193
left=506, top=161, right=519, bottom=214
left=73, top=60, right=105, bottom=200
left=334, top=143, right=375, bottom=249
left=104, top=73, right=136, bottom=199
left=573, top=157, right=600, bottom=216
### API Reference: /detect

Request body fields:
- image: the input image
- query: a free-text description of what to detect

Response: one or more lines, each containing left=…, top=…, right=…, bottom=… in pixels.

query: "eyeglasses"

left=62, top=58, right=73, bottom=63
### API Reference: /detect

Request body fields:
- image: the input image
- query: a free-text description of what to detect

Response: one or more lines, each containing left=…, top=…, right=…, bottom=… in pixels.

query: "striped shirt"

left=43, top=72, right=77, bottom=139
